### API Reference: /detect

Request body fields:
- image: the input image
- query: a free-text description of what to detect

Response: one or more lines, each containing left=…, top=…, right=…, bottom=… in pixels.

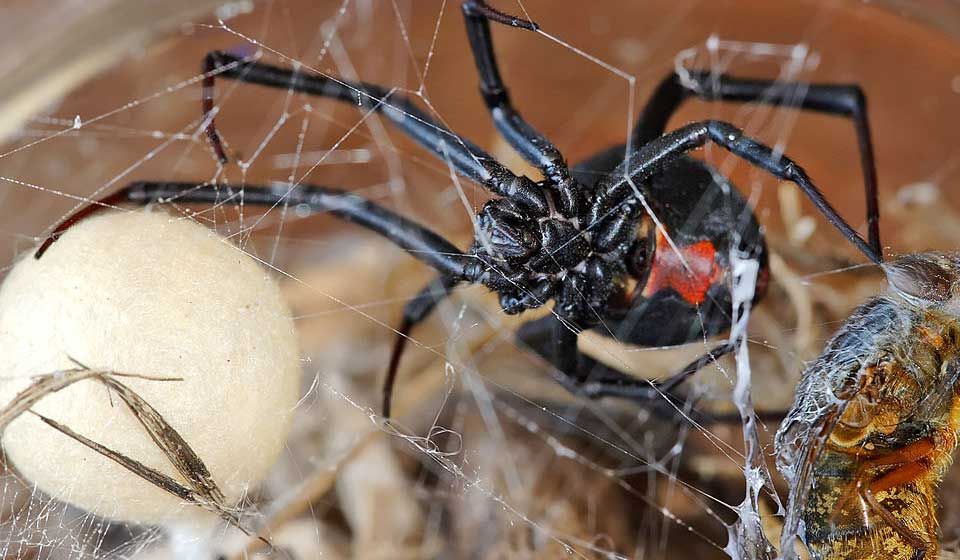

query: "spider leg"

left=36, top=182, right=480, bottom=283
left=589, top=120, right=882, bottom=264
left=515, top=315, right=734, bottom=404
left=37, top=182, right=481, bottom=416
left=201, top=52, right=547, bottom=214
left=461, top=1, right=580, bottom=216
left=382, top=275, right=459, bottom=418
left=632, top=72, right=879, bottom=256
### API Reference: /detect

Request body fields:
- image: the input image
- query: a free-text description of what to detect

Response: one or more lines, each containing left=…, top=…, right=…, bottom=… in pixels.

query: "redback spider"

left=37, top=1, right=883, bottom=418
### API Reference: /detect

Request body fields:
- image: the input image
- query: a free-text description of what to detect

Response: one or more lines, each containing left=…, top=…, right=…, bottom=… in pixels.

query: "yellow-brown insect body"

left=804, top=314, right=960, bottom=559
left=777, top=253, right=960, bottom=560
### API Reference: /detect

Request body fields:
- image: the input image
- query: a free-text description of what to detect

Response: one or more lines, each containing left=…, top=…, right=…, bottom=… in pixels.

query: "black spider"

left=38, top=1, right=883, bottom=417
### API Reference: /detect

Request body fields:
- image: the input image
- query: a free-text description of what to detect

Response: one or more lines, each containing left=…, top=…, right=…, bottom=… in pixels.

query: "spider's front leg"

left=198, top=51, right=549, bottom=214
left=576, top=71, right=880, bottom=255
left=633, top=71, right=880, bottom=255
left=590, top=120, right=881, bottom=265
left=36, top=182, right=481, bottom=282
left=461, top=0, right=582, bottom=217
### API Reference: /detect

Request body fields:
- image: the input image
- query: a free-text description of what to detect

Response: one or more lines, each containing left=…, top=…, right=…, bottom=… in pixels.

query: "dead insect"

left=776, top=252, right=960, bottom=560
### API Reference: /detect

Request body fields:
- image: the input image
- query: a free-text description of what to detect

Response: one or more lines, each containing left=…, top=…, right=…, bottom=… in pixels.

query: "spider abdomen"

left=600, top=157, right=767, bottom=346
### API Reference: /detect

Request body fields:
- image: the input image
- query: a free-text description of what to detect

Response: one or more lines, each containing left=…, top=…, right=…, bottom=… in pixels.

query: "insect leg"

left=830, top=438, right=934, bottom=521
left=860, top=482, right=930, bottom=558
left=201, top=52, right=548, bottom=214
left=632, top=72, right=879, bottom=256
left=860, top=463, right=933, bottom=554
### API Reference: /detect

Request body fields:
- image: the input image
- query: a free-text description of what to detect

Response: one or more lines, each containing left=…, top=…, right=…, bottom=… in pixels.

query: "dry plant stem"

left=769, top=253, right=817, bottom=359
left=0, top=367, right=266, bottom=544
left=0, top=368, right=100, bottom=429
left=0, top=367, right=181, bottom=431
left=96, top=375, right=225, bottom=505
left=229, top=431, right=379, bottom=560
left=30, top=412, right=241, bottom=526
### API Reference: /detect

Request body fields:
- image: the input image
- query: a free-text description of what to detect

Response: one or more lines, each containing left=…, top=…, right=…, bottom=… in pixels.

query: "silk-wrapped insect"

left=777, top=252, right=960, bottom=560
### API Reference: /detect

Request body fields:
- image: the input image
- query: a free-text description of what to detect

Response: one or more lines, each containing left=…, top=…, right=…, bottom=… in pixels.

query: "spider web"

left=1, top=1, right=960, bottom=559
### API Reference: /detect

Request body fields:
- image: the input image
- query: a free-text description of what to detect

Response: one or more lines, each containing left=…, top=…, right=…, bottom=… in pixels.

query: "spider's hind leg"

left=515, top=315, right=734, bottom=406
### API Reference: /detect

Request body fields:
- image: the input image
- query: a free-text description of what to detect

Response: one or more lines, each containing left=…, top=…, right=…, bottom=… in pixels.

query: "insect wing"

left=775, top=297, right=906, bottom=558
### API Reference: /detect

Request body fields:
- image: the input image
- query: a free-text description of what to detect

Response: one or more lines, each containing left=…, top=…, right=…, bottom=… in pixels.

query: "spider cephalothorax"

left=472, top=187, right=629, bottom=320
left=38, top=1, right=883, bottom=418
left=470, top=140, right=773, bottom=345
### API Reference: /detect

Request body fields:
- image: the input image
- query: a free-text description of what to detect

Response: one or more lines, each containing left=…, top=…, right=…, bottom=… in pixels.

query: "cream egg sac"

left=0, top=210, right=301, bottom=525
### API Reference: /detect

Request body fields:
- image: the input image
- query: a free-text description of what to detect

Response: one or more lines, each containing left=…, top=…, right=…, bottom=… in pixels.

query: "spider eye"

left=625, top=220, right=654, bottom=280
left=627, top=239, right=649, bottom=279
